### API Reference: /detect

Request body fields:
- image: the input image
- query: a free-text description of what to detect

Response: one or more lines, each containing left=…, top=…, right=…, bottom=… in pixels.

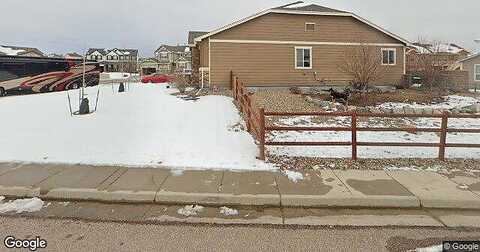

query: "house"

left=86, top=48, right=138, bottom=73
left=189, top=2, right=409, bottom=88
left=154, top=45, right=191, bottom=73
left=406, top=42, right=470, bottom=72
left=0, top=45, right=45, bottom=57
left=47, top=53, right=64, bottom=58
left=64, top=52, right=83, bottom=60
left=138, top=58, right=162, bottom=75
left=456, top=53, right=480, bottom=89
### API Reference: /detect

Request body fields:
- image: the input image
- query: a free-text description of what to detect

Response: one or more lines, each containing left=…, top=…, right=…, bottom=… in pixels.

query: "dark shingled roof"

left=188, top=31, right=208, bottom=45
left=272, top=4, right=347, bottom=13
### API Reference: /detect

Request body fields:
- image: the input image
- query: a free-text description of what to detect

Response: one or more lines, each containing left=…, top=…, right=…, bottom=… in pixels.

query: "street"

left=1, top=216, right=480, bottom=252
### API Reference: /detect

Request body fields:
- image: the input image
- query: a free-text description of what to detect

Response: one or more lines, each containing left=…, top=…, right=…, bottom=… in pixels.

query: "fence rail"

left=230, top=73, right=480, bottom=161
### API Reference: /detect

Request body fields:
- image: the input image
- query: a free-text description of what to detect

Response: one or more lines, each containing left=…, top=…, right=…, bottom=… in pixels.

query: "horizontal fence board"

left=266, top=126, right=352, bottom=132
left=356, top=127, right=441, bottom=133
left=266, top=141, right=351, bottom=146
left=357, top=142, right=440, bottom=147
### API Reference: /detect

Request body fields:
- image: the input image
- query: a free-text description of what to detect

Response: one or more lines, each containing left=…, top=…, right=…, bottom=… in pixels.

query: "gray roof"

left=65, top=52, right=83, bottom=57
left=155, top=44, right=189, bottom=53
left=272, top=3, right=347, bottom=13
left=86, top=48, right=107, bottom=55
left=87, top=48, right=138, bottom=57
left=188, top=31, right=208, bottom=45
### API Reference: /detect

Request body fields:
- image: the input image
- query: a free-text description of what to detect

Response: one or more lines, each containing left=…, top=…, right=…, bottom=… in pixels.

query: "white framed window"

left=475, top=64, right=480, bottom=81
left=295, top=47, right=312, bottom=69
left=381, top=48, right=396, bottom=65
left=305, top=22, right=315, bottom=32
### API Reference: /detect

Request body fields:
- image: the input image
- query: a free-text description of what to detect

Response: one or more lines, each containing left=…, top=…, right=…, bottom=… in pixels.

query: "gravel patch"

left=268, top=156, right=480, bottom=175
left=252, top=89, right=322, bottom=112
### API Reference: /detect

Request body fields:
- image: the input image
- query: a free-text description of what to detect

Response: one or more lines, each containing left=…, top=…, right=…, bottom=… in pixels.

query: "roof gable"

left=188, top=31, right=208, bottom=45
left=272, top=3, right=346, bottom=13
left=194, top=3, right=409, bottom=46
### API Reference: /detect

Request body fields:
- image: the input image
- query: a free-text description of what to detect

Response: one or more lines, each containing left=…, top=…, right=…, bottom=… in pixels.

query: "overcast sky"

left=1, top=0, right=478, bottom=56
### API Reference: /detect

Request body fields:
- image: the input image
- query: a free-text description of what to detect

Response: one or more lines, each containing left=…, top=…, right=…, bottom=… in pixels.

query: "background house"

left=138, top=58, right=162, bottom=75
left=457, top=53, right=480, bottom=90
left=64, top=52, right=83, bottom=60
left=86, top=48, right=138, bottom=73
left=154, top=45, right=191, bottom=74
left=190, top=3, right=409, bottom=88
left=406, top=42, right=470, bottom=72
left=0, top=45, right=45, bottom=57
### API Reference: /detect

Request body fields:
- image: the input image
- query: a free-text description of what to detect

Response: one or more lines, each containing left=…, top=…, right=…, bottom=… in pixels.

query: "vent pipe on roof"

left=278, top=1, right=304, bottom=8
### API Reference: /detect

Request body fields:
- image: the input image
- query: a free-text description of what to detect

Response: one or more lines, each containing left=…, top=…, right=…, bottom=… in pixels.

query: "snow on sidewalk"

left=0, top=84, right=274, bottom=171
left=0, top=197, right=45, bottom=214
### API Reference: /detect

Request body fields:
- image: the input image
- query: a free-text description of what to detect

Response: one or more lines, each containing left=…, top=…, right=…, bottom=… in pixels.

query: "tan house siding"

left=198, top=40, right=209, bottom=67
left=210, top=42, right=404, bottom=86
left=461, top=56, right=480, bottom=86
left=211, top=13, right=400, bottom=44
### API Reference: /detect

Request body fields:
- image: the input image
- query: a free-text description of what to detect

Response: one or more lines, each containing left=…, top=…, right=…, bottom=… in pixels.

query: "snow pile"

left=219, top=206, right=239, bottom=216
left=106, top=72, right=131, bottom=80
left=0, top=84, right=274, bottom=171
left=0, top=46, right=25, bottom=56
left=378, top=95, right=479, bottom=111
left=177, top=205, right=204, bottom=217
left=411, top=245, right=442, bottom=252
left=0, top=197, right=45, bottom=214
left=283, top=170, right=304, bottom=183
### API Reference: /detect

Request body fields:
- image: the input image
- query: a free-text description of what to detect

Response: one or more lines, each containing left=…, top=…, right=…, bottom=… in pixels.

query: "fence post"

left=351, top=111, right=358, bottom=160
left=233, top=76, right=238, bottom=100
left=230, top=71, right=233, bottom=91
left=438, top=111, right=449, bottom=161
left=258, top=108, right=266, bottom=161
left=244, top=94, right=251, bottom=132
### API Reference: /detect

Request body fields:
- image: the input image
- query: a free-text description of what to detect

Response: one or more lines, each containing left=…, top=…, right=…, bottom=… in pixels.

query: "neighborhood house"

left=190, top=3, right=409, bottom=88
left=457, top=53, right=480, bottom=88
left=86, top=48, right=138, bottom=73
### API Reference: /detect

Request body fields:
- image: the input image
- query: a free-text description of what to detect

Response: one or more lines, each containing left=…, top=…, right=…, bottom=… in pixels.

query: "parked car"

left=141, top=74, right=170, bottom=84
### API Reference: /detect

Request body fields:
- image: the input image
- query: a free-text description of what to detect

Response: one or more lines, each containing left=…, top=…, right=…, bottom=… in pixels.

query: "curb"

left=1, top=187, right=479, bottom=210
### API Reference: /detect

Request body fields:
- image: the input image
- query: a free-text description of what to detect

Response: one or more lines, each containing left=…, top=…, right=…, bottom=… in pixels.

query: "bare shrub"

left=338, top=44, right=385, bottom=92
left=409, top=39, right=449, bottom=91
left=173, top=71, right=191, bottom=93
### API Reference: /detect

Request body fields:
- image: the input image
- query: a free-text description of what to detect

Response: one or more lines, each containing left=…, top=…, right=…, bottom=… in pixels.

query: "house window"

left=305, top=23, right=315, bottom=32
left=475, top=64, right=480, bottom=81
left=295, top=47, right=312, bottom=69
left=382, top=48, right=396, bottom=65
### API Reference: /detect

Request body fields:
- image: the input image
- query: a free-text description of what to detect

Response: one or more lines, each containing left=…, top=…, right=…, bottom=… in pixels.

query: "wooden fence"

left=231, top=73, right=480, bottom=161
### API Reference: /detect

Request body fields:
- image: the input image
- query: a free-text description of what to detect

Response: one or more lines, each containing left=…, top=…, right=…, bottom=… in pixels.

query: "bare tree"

left=338, top=44, right=384, bottom=92
left=410, top=38, right=448, bottom=91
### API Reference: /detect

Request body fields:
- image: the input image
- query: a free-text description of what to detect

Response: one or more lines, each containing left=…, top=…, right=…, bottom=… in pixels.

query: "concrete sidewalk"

left=0, top=162, right=479, bottom=210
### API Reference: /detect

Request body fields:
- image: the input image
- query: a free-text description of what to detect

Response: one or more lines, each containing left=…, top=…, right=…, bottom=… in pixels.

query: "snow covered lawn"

left=0, top=83, right=272, bottom=170
left=269, top=95, right=480, bottom=159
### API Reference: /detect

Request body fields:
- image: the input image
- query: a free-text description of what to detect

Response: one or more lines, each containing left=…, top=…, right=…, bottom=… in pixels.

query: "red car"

left=141, top=74, right=170, bottom=84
